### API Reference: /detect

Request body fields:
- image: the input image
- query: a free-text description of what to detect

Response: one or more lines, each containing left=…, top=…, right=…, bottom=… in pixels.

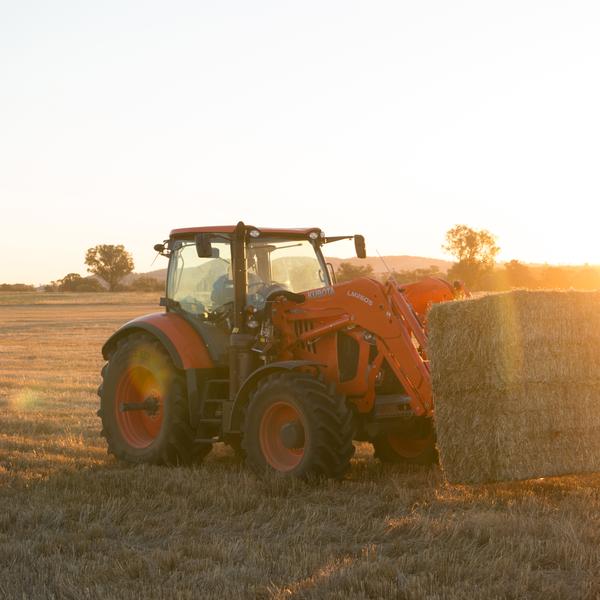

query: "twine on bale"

left=427, top=290, right=600, bottom=484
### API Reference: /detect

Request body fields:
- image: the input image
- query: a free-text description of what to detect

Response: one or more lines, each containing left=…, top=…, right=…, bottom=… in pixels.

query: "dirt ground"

left=1, top=292, right=600, bottom=599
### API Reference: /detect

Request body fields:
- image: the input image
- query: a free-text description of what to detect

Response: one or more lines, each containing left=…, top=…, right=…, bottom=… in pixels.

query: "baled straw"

left=428, top=290, right=600, bottom=484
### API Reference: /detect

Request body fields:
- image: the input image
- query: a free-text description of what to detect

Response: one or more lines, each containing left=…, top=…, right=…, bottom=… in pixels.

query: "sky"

left=1, top=1, right=600, bottom=284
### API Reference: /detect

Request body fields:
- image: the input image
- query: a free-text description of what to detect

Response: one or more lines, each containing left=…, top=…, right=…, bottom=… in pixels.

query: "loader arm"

left=378, top=280, right=432, bottom=415
left=271, top=277, right=452, bottom=417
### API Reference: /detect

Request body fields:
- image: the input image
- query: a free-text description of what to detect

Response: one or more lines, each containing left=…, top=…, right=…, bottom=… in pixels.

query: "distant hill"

left=324, top=255, right=452, bottom=275
left=133, top=255, right=452, bottom=282
left=133, top=268, right=167, bottom=283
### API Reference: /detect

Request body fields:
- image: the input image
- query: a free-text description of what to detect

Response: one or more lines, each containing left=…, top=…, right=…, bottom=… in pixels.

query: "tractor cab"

left=162, top=223, right=340, bottom=328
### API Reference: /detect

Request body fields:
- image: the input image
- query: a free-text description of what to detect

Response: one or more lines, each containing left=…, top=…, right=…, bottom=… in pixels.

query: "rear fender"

left=227, top=360, right=324, bottom=431
left=102, top=312, right=214, bottom=370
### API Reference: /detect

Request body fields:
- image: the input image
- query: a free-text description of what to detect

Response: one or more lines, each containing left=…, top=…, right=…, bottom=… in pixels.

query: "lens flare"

left=10, top=388, right=42, bottom=410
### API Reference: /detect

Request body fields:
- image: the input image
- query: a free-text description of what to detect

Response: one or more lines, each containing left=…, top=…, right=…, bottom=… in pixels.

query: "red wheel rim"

left=259, top=401, right=306, bottom=472
left=115, top=366, right=164, bottom=448
left=387, top=432, right=433, bottom=458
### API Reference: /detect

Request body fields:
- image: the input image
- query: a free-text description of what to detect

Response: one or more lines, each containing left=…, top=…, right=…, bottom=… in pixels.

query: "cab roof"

left=169, top=225, right=322, bottom=238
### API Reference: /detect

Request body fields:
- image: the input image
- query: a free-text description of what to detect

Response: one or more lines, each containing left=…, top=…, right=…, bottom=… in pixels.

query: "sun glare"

left=10, top=388, right=42, bottom=410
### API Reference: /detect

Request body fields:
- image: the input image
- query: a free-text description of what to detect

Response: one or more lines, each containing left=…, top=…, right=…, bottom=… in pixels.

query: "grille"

left=294, top=320, right=317, bottom=353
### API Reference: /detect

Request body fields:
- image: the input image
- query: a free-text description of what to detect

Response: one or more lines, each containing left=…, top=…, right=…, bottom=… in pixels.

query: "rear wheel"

left=242, top=373, right=354, bottom=479
left=373, top=425, right=437, bottom=465
left=97, top=333, right=211, bottom=464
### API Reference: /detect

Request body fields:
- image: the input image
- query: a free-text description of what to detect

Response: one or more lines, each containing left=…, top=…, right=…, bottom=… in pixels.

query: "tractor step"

left=372, top=394, right=413, bottom=420
left=363, top=394, right=427, bottom=439
left=194, top=437, right=219, bottom=444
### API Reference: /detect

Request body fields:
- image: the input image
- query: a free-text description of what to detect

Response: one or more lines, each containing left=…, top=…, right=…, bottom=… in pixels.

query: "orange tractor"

left=98, top=222, right=459, bottom=478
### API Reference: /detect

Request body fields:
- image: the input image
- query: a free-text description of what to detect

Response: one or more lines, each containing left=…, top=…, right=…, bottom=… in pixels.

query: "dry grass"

left=0, top=291, right=159, bottom=305
left=2, top=292, right=600, bottom=598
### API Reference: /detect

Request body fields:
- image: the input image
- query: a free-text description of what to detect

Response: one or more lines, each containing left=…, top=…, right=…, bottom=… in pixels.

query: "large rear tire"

left=97, top=333, right=211, bottom=465
left=242, top=373, right=354, bottom=479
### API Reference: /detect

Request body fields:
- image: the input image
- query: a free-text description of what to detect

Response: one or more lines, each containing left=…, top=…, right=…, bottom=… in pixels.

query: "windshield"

left=247, top=238, right=327, bottom=294
left=167, top=239, right=232, bottom=315
left=167, top=236, right=328, bottom=317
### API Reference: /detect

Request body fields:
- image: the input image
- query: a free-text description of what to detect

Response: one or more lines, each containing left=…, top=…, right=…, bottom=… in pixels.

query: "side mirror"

left=354, top=235, right=366, bottom=259
left=195, top=233, right=213, bottom=258
left=153, top=242, right=170, bottom=257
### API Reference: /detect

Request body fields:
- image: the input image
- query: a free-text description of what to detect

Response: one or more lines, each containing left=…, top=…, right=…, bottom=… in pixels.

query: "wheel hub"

left=115, top=366, right=164, bottom=449
left=280, top=420, right=305, bottom=449
left=120, top=394, right=160, bottom=416
left=259, top=400, right=306, bottom=471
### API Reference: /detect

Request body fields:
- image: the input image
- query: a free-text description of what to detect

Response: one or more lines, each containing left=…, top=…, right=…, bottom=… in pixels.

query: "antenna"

left=376, top=250, right=399, bottom=285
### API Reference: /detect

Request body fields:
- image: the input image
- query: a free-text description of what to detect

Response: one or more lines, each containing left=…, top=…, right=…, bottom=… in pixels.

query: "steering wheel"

left=250, top=282, right=299, bottom=310
left=258, top=282, right=289, bottom=297
left=209, top=300, right=234, bottom=325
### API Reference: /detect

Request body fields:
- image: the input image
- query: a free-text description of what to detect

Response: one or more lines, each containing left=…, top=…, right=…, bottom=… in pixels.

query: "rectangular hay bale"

left=428, top=290, right=600, bottom=484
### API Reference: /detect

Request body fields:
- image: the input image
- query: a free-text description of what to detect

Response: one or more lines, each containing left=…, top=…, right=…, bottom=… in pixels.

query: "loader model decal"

left=306, top=287, right=335, bottom=299
left=347, top=290, right=374, bottom=306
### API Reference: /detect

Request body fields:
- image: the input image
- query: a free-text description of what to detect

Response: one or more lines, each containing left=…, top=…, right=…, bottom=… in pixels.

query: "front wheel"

left=97, top=333, right=211, bottom=464
left=242, top=373, right=354, bottom=479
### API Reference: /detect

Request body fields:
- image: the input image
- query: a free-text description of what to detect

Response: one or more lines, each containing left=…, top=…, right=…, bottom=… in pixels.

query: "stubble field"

left=2, top=292, right=600, bottom=599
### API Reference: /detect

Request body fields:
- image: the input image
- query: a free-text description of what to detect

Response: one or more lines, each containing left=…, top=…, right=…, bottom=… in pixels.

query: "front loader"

left=98, top=222, right=459, bottom=478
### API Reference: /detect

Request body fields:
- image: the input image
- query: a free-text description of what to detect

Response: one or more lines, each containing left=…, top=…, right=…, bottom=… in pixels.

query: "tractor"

left=97, top=222, right=459, bottom=478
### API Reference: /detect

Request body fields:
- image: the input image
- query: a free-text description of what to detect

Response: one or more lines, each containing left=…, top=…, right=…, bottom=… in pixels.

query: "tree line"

left=0, top=245, right=162, bottom=293
left=335, top=224, right=600, bottom=292
left=3, top=230, right=600, bottom=293
left=45, top=245, right=163, bottom=292
left=442, top=225, right=600, bottom=291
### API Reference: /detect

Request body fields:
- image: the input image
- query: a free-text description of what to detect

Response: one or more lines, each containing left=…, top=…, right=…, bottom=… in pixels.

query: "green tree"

left=503, top=260, right=535, bottom=289
left=335, top=262, right=374, bottom=283
left=0, top=283, right=35, bottom=291
left=85, top=245, right=134, bottom=291
left=443, top=225, right=500, bottom=289
left=56, top=273, right=104, bottom=292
